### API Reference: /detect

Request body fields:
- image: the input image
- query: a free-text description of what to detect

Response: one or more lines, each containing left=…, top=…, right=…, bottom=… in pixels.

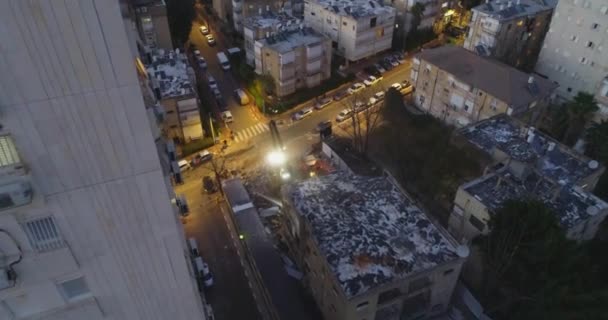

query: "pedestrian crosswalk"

left=233, top=123, right=269, bottom=143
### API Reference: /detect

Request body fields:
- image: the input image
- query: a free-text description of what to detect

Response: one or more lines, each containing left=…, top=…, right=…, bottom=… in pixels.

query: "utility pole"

left=209, top=113, right=216, bottom=143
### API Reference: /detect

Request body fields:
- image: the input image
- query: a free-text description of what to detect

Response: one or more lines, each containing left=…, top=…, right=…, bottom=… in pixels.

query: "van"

left=222, top=111, right=233, bottom=123
left=178, top=160, right=191, bottom=171
left=234, top=89, right=250, bottom=105
left=188, top=237, right=199, bottom=256
left=194, top=256, right=214, bottom=287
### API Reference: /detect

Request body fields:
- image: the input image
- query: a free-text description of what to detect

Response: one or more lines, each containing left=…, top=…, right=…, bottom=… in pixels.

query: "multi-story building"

left=255, top=27, right=332, bottom=96
left=0, top=1, right=206, bottom=319
left=213, top=0, right=233, bottom=22
left=129, top=0, right=173, bottom=51
left=304, top=0, right=396, bottom=62
left=448, top=115, right=607, bottom=242
left=147, top=49, right=203, bottom=143
left=243, top=12, right=301, bottom=66
left=280, top=173, right=469, bottom=320
left=411, top=46, right=557, bottom=127
left=463, top=0, right=553, bottom=71
left=230, top=0, right=297, bottom=33
left=535, top=0, right=608, bottom=117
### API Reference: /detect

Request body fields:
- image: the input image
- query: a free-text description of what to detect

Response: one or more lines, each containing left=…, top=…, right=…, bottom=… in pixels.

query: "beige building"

left=280, top=174, right=469, bottom=320
left=304, top=0, right=396, bottom=62
left=448, top=115, right=607, bottom=243
left=243, top=12, right=301, bottom=66
left=0, top=0, right=206, bottom=319
left=411, top=46, right=557, bottom=127
left=147, top=49, right=203, bottom=143
left=255, top=28, right=332, bottom=96
left=463, top=0, right=553, bottom=71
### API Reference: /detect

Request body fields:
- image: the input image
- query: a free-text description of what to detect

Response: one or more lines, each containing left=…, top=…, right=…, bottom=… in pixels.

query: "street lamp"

left=266, top=150, right=286, bottom=166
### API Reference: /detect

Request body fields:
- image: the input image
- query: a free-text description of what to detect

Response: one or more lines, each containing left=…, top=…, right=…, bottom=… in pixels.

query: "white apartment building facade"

left=304, top=0, right=396, bottom=62
left=243, top=12, right=301, bottom=66
left=535, top=0, right=608, bottom=118
left=0, top=1, right=206, bottom=319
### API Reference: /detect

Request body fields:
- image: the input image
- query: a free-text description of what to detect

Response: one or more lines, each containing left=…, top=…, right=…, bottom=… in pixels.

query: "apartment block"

left=464, top=0, right=553, bottom=71
left=0, top=0, right=206, bottom=319
left=147, top=49, right=203, bottom=143
left=230, top=0, right=297, bottom=32
left=280, top=174, right=469, bottom=320
left=535, top=0, right=608, bottom=114
left=305, top=0, right=396, bottom=62
left=448, top=115, right=607, bottom=242
left=130, top=0, right=173, bottom=50
left=411, top=46, right=556, bottom=127
left=243, top=12, right=301, bottom=66
left=255, top=28, right=332, bottom=96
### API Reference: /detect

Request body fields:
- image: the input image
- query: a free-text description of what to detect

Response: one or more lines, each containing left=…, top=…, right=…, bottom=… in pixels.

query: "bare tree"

left=201, top=153, right=228, bottom=195
left=340, top=87, right=385, bottom=154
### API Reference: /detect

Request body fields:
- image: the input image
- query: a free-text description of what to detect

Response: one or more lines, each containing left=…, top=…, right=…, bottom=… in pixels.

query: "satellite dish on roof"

left=456, top=245, right=470, bottom=258
left=588, top=160, right=599, bottom=169
left=587, top=206, right=600, bottom=216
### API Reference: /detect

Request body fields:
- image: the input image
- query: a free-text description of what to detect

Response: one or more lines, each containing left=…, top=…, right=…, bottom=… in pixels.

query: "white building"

left=229, top=0, right=296, bottom=33
left=535, top=0, right=608, bottom=118
left=304, top=0, right=396, bottom=62
left=0, top=1, right=206, bottom=319
left=243, top=12, right=301, bottom=66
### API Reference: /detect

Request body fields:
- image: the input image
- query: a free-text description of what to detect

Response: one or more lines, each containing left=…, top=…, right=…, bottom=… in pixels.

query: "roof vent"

left=547, top=142, right=556, bottom=151
left=588, top=160, right=599, bottom=169
left=586, top=205, right=600, bottom=216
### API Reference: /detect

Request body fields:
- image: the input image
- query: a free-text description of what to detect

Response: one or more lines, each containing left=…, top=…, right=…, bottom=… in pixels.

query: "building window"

left=443, top=269, right=454, bottom=276
left=378, top=288, right=402, bottom=305
left=567, top=87, right=573, bottom=92
left=409, top=276, right=431, bottom=292
left=311, top=12, right=316, bottom=16
left=356, top=301, right=369, bottom=311
left=0, top=193, right=14, bottom=209
left=591, top=23, right=600, bottom=30
left=586, top=41, right=594, bottom=48
left=507, top=24, right=512, bottom=30
left=57, top=277, right=91, bottom=302
left=370, top=17, right=377, bottom=28
left=352, top=25, right=355, bottom=31
left=170, top=125, right=178, bottom=129
left=343, top=21, right=347, bottom=26
left=468, top=215, right=485, bottom=231
left=23, top=216, right=65, bottom=252
left=166, top=110, right=174, bottom=114
left=570, top=35, right=578, bottom=41
left=580, top=57, right=587, bottom=64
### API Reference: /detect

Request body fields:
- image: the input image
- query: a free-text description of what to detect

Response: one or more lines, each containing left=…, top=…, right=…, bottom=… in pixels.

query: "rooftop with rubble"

left=463, top=168, right=608, bottom=229
left=287, top=173, right=462, bottom=298
left=257, top=27, right=328, bottom=54
left=473, top=0, right=554, bottom=21
left=146, top=49, right=194, bottom=99
left=460, top=115, right=602, bottom=186
left=243, top=11, right=301, bottom=30
left=309, top=0, right=395, bottom=19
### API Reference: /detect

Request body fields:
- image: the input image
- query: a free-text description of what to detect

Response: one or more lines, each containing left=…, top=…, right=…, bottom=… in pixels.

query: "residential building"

left=213, top=0, right=233, bottom=22
left=596, top=77, right=608, bottom=122
left=147, top=49, right=203, bottom=143
left=463, top=0, right=553, bottom=71
left=129, top=0, right=173, bottom=50
left=0, top=0, right=206, bottom=319
left=535, top=0, right=608, bottom=116
left=389, top=0, right=446, bottom=40
left=280, top=174, right=469, bottom=320
left=304, top=0, right=396, bottom=62
left=448, top=115, right=607, bottom=242
left=231, top=0, right=297, bottom=32
left=255, top=27, right=332, bottom=96
left=411, top=46, right=557, bottom=127
left=243, top=12, right=301, bottom=66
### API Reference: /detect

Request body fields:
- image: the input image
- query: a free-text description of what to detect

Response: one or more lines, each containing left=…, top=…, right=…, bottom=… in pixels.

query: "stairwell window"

left=23, top=216, right=65, bottom=252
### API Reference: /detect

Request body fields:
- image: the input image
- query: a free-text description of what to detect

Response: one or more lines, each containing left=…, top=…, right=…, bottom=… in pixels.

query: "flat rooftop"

left=243, top=11, right=300, bottom=30
left=310, top=0, right=395, bottom=19
left=464, top=169, right=608, bottom=229
left=473, top=0, right=553, bottom=20
left=258, top=27, right=327, bottom=54
left=146, top=49, right=194, bottom=99
left=460, top=115, right=602, bottom=185
left=288, top=174, right=461, bottom=298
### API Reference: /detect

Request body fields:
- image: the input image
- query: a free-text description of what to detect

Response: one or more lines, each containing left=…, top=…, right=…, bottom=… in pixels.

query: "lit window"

left=57, top=277, right=91, bottom=302
left=517, top=20, right=524, bottom=26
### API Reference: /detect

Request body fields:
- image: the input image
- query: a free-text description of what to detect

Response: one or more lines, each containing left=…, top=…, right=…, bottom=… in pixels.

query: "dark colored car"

left=316, top=120, right=332, bottom=132
left=364, top=66, right=381, bottom=77
left=333, top=90, right=349, bottom=101
left=203, top=176, right=217, bottom=194
left=380, top=60, right=393, bottom=71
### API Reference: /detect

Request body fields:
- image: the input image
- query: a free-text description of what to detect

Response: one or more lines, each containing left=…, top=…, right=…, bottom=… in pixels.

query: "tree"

left=410, top=3, right=426, bottom=33
left=202, top=152, right=227, bottom=195
left=585, top=121, right=608, bottom=201
left=166, top=0, right=195, bottom=48
left=341, top=87, right=384, bottom=154
left=548, top=92, right=599, bottom=146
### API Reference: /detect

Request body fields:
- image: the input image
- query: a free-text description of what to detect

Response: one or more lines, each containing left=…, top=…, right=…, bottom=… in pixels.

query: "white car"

left=193, top=49, right=201, bottom=58
left=206, top=35, right=216, bottom=46
left=374, top=91, right=386, bottom=100
left=207, top=75, right=218, bottom=90
left=390, top=83, right=403, bottom=91
left=197, top=57, right=207, bottom=69
left=336, top=109, right=352, bottom=122
left=363, top=75, right=382, bottom=87
left=293, top=107, right=314, bottom=120
left=374, top=63, right=386, bottom=73
left=222, top=111, right=233, bottom=123
left=347, top=82, right=365, bottom=95
left=315, top=97, right=332, bottom=109
left=368, top=97, right=379, bottom=106
left=199, top=25, right=209, bottom=35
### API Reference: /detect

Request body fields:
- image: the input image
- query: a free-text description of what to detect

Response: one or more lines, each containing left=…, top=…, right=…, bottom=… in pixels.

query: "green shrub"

left=181, top=137, right=215, bottom=157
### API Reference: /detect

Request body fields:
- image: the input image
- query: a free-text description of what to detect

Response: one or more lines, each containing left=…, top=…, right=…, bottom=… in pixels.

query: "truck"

left=217, top=52, right=230, bottom=71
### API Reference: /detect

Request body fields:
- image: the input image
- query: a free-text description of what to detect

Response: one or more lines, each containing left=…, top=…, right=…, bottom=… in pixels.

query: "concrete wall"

left=448, top=186, right=492, bottom=243
left=535, top=0, right=608, bottom=101
left=0, top=0, right=205, bottom=319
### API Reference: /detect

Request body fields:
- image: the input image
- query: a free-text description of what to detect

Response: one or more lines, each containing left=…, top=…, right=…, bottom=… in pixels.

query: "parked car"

left=193, top=49, right=201, bottom=58
left=199, top=25, right=209, bottom=35
left=401, top=80, right=414, bottom=95
left=207, top=75, right=218, bottom=90
left=197, top=57, right=207, bottom=69
left=203, top=176, right=217, bottom=194
left=364, top=66, right=381, bottom=77
left=363, top=75, right=383, bottom=86
left=380, top=60, right=393, bottom=71
left=212, top=88, right=222, bottom=100
left=194, top=256, right=214, bottom=287
left=374, top=91, right=386, bottom=100
left=197, top=150, right=213, bottom=163
left=222, top=110, right=233, bottom=123
left=178, top=159, right=191, bottom=171
left=336, top=109, right=352, bottom=122
left=316, top=120, right=332, bottom=132
left=234, top=89, right=250, bottom=105
left=390, top=83, right=403, bottom=91
left=206, top=34, right=216, bottom=46
left=293, top=107, right=314, bottom=120
left=396, top=52, right=407, bottom=64
left=315, top=96, right=332, bottom=109
left=368, top=97, right=379, bottom=106
left=374, top=63, right=386, bottom=73
left=354, top=100, right=368, bottom=113
left=387, top=56, right=399, bottom=67
left=347, top=82, right=365, bottom=95
left=333, top=90, right=349, bottom=101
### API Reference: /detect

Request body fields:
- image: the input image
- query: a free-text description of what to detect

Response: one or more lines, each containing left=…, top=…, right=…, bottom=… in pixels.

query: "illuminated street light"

left=267, top=150, right=286, bottom=166
left=239, top=234, right=245, bottom=240
left=280, top=169, right=291, bottom=180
